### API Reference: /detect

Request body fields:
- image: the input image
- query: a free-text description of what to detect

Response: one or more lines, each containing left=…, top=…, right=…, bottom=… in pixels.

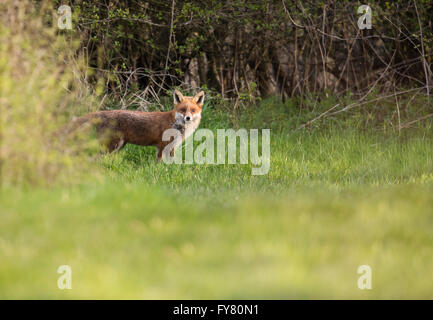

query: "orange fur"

left=71, top=90, right=204, bottom=159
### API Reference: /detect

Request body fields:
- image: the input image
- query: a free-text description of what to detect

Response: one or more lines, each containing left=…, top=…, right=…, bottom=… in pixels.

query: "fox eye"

left=180, top=108, right=186, bottom=112
left=191, top=109, right=196, bottom=113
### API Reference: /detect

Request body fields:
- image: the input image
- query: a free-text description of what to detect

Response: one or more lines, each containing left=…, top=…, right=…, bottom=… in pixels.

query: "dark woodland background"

left=61, top=0, right=433, bottom=105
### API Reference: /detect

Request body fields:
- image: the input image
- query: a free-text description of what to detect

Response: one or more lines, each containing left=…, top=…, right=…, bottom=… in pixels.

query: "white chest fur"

left=184, top=113, right=201, bottom=139
left=174, top=112, right=201, bottom=140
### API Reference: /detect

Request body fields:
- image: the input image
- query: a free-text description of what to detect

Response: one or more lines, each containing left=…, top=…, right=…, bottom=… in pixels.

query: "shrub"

left=0, top=0, right=99, bottom=187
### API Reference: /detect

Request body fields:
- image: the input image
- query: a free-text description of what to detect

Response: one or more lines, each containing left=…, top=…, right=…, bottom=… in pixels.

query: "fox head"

left=173, top=90, right=204, bottom=124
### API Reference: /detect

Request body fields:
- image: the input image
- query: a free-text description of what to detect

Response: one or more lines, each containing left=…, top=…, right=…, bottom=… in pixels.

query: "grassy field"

left=2, top=99, right=433, bottom=299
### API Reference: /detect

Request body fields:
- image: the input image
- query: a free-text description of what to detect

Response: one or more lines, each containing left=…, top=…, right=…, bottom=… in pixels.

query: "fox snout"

left=175, top=111, right=192, bottom=123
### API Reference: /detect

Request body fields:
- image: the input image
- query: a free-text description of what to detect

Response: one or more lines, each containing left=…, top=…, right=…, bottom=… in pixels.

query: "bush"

left=0, top=0, right=99, bottom=187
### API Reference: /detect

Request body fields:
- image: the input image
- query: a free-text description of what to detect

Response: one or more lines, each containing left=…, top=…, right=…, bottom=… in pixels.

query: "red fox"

left=70, top=90, right=204, bottom=160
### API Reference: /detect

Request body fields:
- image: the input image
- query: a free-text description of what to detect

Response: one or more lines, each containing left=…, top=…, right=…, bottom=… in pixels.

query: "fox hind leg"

left=107, top=138, right=126, bottom=153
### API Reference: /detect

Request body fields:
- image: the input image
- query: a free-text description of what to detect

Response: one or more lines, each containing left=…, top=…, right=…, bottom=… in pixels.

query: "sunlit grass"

left=2, top=125, right=433, bottom=299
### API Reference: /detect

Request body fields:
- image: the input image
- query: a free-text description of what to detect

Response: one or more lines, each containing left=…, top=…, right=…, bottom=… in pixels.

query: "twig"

left=413, top=0, right=431, bottom=97
left=394, top=85, right=401, bottom=133
left=158, top=0, right=175, bottom=95
left=297, top=87, right=430, bottom=130
left=329, top=87, right=426, bottom=117
left=400, top=113, right=433, bottom=129
left=296, top=103, right=340, bottom=130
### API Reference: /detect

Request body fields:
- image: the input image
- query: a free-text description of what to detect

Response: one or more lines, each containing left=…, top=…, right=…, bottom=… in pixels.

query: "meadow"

left=2, top=98, right=433, bottom=299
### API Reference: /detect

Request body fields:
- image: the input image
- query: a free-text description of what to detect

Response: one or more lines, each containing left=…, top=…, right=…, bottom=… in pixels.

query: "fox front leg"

left=155, top=146, right=173, bottom=161
left=156, top=147, right=163, bottom=161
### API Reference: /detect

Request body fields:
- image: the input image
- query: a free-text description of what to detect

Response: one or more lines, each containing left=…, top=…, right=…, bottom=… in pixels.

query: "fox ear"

left=193, top=91, right=205, bottom=107
left=173, top=90, right=184, bottom=104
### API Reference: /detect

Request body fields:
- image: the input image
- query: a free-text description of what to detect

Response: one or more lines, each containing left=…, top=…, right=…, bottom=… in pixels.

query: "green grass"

left=2, top=99, right=433, bottom=299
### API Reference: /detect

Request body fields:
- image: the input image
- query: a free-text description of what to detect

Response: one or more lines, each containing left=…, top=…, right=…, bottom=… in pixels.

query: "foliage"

left=64, top=0, right=433, bottom=100
left=1, top=1, right=433, bottom=299
left=0, top=1, right=99, bottom=187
